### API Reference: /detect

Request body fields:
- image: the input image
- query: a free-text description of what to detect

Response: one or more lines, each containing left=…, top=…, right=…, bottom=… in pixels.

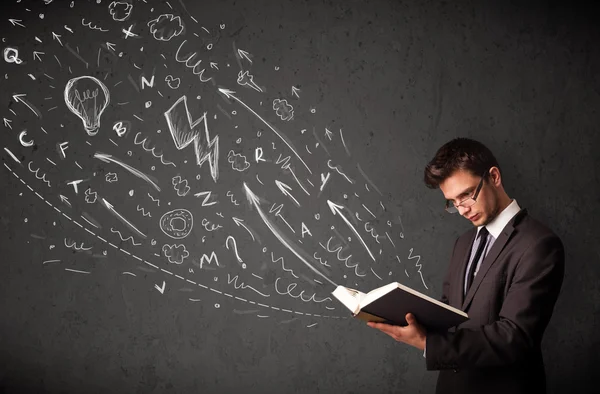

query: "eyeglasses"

left=445, top=170, right=489, bottom=214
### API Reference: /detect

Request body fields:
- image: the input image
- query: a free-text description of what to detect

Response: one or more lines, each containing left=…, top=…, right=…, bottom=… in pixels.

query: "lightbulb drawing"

left=64, top=76, right=110, bottom=136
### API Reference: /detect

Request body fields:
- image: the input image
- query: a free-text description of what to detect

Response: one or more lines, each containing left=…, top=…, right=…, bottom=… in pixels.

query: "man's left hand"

left=367, top=313, right=427, bottom=350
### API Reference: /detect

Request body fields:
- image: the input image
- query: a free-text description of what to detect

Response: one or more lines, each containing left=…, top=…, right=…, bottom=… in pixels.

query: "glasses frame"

left=445, top=169, right=489, bottom=214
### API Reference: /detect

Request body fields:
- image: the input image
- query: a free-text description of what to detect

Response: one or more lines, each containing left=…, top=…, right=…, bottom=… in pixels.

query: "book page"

left=332, top=286, right=364, bottom=314
left=360, top=282, right=399, bottom=308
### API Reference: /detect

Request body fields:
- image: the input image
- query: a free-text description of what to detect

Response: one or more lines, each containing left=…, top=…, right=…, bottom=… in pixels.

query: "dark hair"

left=423, top=137, right=500, bottom=189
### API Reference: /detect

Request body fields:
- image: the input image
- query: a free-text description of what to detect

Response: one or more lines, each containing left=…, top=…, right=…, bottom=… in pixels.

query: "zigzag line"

left=271, top=252, right=298, bottom=278
left=136, top=204, right=152, bottom=217
left=110, top=227, right=142, bottom=246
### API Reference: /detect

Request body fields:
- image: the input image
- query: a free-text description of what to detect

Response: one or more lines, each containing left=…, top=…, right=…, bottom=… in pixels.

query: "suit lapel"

left=457, top=228, right=477, bottom=307
left=461, top=208, right=528, bottom=310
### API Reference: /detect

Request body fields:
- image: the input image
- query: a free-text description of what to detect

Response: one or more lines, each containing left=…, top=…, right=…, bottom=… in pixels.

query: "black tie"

left=466, top=227, right=489, bottom=294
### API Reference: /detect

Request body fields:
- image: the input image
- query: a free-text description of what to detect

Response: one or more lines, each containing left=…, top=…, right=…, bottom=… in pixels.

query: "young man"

left=368, top=138, right=564, bottom=394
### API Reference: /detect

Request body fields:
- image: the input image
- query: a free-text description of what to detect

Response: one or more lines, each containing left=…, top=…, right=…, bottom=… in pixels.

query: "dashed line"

left=3, top=162, right=342, bottom=319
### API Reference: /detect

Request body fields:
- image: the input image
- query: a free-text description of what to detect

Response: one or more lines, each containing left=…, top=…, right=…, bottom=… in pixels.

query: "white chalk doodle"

left=13, top=94, right=41, bottom=117
left=108, top=1, right=133, bottom=21
left=201, top=218, right=222, bottom=232
left=237, top=49, right=253, bottom=63
left=136, top=205, right=151, bottom=217
left=148, top=192, right=160, bottom=206
left=274, top=277, right=332, bottom=303
left=162, top=243, right=189, bottom=264
left=3, top=47, right=22, bottom=64
left=64, top=238, right=92, bottom=251
left=64, top=76, right=110, bottom=136
left=219, top=88, right=312, bottom=174
left=133, top=132, right=177, bottom=167
left=19, top=130, right=34, bottom=147
left=27, top=161, right=51, bottom=187
left=291, top=86, right=300, bottom=98
left=164, top=96, right=219, bottom=181
left=171, top=175, right=190, bottom=196
left=327, top=160, right=355, bottom=184
left=105, top=172, right=118, bottom=183
left=327, top=200, right=375, bottom=262
left=175, top=40, right=211, bottom=82
left=94, top=152, right=160, bottom=191
left=160, top=209, right=193, bottom=239
left=237, top=70, right=262, bottom=92
left=244, top=183, right=337, bottom=287
left=227, top=150, right=250, bottom=172
left=81, top=18, right=109, bottom=32
left=273, top=98, right=294, bottom=121
left=102, top=198, right=146, bottom=239
left=194, top=190, right=218, bottom=206
left=148, top=14, right=185, bottom=41
left=232, top=217, right=256, bottom=241
left=85, top=188, right=97, bottom=204
left=275, top=180, right=300, bottom=207
left=271, top=252, right=298, bottom=278
left=155, top=281, right=166, bottom=294
left=113, top=121, right=129, bottom=137
left=321, top=236, right=367, bottom=278
left=165, top=74, right=180, bottom=89
left=225, top=236, right=243, bottom=263
left=4, top=162, right=343, bottom=319
left=59, top=194, right=71, bottom=207
left=228, top=274, right=270, bottom=298
left=227, top=191, right=240, bottom=206
left=110, top=227, right=141, bottom=246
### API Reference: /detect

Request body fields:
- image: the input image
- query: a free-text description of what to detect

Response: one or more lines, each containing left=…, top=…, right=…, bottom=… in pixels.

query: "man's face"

left=439, top=169, right=499, bottom=227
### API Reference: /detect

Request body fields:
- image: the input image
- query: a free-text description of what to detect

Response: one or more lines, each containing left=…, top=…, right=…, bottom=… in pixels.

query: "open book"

left=332, top=282, right=468, bottom=331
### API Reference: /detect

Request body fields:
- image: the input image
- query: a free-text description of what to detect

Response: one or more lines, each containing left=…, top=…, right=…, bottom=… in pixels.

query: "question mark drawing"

left=225, top=236, right=244, bottom=267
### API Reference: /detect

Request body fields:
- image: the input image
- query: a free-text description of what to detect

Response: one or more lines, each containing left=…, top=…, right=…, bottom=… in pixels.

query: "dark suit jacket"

left=425, top=208, right=564, bottom=394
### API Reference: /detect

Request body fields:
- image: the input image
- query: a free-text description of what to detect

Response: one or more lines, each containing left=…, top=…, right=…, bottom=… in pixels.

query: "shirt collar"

left=477, top=199, right=521, bottom=239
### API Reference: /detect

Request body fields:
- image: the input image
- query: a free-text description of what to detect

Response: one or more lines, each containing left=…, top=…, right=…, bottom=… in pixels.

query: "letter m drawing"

left=164, top=95, right=219, bottom=181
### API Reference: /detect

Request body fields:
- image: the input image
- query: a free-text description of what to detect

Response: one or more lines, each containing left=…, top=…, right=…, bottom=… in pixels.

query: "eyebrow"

left=447, top=187, right=475, bottom=202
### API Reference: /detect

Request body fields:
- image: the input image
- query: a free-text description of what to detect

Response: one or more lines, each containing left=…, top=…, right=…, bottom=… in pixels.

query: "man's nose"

left=457, top=205, right=471, bottom=216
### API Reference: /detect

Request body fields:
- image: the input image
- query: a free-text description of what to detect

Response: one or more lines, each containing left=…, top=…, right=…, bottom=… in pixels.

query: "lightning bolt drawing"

left=164, top=95, right=219, bottom=182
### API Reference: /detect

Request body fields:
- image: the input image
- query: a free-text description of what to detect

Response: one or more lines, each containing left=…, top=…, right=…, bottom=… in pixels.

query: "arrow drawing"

left=210, top=62, right=219, bottom=70
left=59, top=194, right=72, bottom=207
left=155, top=281, right=166, bottom=294
left=237, top=49, right=252, bottom=63
left=232, top=217, right=257, bottom=242
left=327, top=200, right=376, bottom=262
left=33, top=51, right=44, bottom=61
left=8, top=19, right=25, bottom=28
left=275, top=180, right=300, bottom=207
left=3, top=118, right=12, bottom=129
left=52, top=32, right=63, bottom=46
left=291, top=86, right=300, bottom=98
left=94, top=152, right=160, bottom=191
left=243, top=182, right=336, bottom=286
left=106, top=42, right=116, bottom=51
left=164, top=95, right=219, bottom=182
left=13, top=94, right=42, bottom=118
left=218, top=88, right=312, bottom=174
left=102, top=198, right=147, bottom=239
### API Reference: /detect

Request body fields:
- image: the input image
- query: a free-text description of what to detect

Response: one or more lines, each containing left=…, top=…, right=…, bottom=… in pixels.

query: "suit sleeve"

left=425, top=233, right=564, bottom=370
